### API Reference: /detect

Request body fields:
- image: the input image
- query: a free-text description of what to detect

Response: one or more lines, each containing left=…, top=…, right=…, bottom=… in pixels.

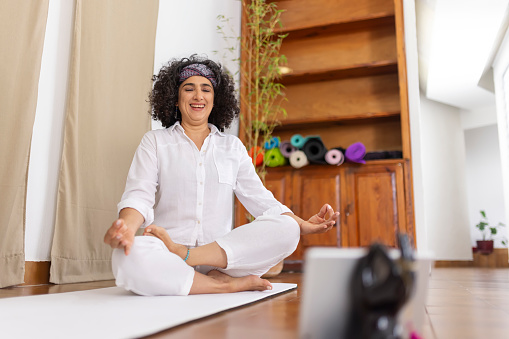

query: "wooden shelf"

left=265, top=160, right=407, bottom=176
left=280, top=61, right=398, bottom=85
left=277, top=14, right=396, bottom=41
left=274, top=111, right=400, bottom=131
left=275, top=0, right=396, bottom=36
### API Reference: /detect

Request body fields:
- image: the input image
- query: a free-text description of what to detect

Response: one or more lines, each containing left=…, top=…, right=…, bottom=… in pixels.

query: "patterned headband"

left=179, top=63, right=217, bottom=87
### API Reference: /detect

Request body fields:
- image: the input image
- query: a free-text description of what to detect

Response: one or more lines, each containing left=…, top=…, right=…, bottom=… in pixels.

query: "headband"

left=179, top=63, right=217, bottom=87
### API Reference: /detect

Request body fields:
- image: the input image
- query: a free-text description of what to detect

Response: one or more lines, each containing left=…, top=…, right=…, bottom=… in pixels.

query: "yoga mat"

left=0, top=283, right=297, bottom=339
left=248, top=146, right=264, bottom=166
left=325, top=149, right=344, bottom=166
left=364, top=150, right=403, bottom=160
left=302, top=137, right=328, bottom=164
left=290, top=134, right=309, bottom=149
left=279, top=140, right=296, bottom=158
left=264, top=136, right=280, bottom=150
left=264, top=147, right=286, bottom=167
left=345, top=142, right=366, bottom=164
left=289, top=150, right=309, bottom=169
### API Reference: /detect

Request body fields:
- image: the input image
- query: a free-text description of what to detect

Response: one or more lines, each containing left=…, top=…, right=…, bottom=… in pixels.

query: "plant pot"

left=476, top=240, right=494, bottom=255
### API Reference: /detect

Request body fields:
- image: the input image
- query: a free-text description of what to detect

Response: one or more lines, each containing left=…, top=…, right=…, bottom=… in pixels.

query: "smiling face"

left=177, top=75, right=214, bottom=128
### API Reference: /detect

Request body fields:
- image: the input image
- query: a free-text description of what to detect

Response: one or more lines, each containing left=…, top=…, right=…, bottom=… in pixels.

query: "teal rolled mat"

left=290, top=134, right=308, bottom=149
left=264, top=148, right=287, bottom=167
left=291, top=134, right=320, bottom=149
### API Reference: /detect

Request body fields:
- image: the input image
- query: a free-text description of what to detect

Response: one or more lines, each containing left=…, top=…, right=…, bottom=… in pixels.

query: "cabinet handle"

left=345, top=203, right=351, bottom=217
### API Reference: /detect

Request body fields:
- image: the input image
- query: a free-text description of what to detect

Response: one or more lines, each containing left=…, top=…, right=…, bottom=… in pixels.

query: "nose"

left=194, top=89, right=204, bottom=100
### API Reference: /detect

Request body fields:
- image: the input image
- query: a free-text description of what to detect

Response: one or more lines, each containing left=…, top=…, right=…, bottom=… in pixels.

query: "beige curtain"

left=0, top=0, right=49, bottom=288
left=50, top=0, right=158, bottom=283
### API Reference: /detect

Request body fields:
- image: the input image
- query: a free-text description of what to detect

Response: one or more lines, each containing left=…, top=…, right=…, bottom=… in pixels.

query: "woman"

left=103, top=55, right=339, bottom=296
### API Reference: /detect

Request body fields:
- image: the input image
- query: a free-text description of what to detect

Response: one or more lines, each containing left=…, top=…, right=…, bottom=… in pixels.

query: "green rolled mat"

left=264, top=148, right=287, bottom=167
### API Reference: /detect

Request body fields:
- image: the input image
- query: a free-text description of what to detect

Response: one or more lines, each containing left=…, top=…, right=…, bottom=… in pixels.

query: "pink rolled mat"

left=325, top=149, right=344, bottom=166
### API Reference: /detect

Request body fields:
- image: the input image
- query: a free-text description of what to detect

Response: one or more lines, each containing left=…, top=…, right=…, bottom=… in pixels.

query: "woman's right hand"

left=103, top=219, right=136, bottom=255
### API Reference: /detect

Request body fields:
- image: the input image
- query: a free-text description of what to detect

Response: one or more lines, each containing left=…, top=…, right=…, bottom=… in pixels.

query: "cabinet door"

left=343, top=162, right=409, bottom=247
left=288, top=167, right=342, bottom=260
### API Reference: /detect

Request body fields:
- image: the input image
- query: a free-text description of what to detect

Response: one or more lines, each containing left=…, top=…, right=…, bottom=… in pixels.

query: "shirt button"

left=197, top=220, right=201, bottom=224
left=200, top=182, right=203, bottom=185
left=198, top=202, right=202, bottom=205
left=199, top=163, right=202, bottom=166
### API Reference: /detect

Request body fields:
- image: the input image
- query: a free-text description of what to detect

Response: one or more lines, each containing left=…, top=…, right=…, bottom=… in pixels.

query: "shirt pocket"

left=213, top=146, right=239, bottom=188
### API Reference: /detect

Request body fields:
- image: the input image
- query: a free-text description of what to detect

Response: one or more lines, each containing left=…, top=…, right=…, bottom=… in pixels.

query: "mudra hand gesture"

left=285, top=204, right=340, bottom=235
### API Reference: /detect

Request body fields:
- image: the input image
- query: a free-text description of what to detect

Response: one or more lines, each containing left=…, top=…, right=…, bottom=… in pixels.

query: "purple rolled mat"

left=325, top=149, right=345, bottom=166
left=279, top=140, right=296, bottom=158
left=345, top=142, right=366, bottom=164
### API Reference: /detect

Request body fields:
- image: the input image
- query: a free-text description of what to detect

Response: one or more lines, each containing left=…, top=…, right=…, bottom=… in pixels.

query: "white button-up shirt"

left=118, top=122, right=292, bottom=247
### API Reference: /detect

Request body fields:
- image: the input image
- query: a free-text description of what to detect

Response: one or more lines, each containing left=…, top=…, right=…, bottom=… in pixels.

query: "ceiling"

left=416, top=0, right=509, bottom=110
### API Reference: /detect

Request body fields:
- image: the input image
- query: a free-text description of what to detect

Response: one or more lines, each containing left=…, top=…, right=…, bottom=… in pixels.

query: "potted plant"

left=216, top=0, right=288, bottom=277
left=475, top=210, right=507, bottom=255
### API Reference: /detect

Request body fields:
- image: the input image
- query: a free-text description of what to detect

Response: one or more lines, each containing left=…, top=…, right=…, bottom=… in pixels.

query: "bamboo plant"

left=240, top=0, right=288, bottom=183
left=217, top=1, right=287, bottom=183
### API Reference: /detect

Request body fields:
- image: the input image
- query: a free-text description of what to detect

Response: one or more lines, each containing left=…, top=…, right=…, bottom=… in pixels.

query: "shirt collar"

left=168, top=122, right=226, bottom=137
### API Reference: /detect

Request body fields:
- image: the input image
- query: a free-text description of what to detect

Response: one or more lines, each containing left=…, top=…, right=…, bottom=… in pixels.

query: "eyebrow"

left=182, top=82, right=213, bottom=88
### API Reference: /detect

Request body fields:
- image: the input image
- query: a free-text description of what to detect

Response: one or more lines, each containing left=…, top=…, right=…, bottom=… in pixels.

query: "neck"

left=180, top=121, right=211, bottom=150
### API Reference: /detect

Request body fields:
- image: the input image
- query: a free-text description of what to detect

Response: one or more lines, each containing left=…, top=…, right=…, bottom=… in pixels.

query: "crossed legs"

left=111, top=215, right=300, bottom=296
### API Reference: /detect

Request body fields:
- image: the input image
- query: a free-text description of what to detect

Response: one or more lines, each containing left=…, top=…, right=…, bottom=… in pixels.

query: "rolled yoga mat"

left=264, top=147, right=287, bottom=167
left=325, top=149, right=345, bottom=166
left=289, top=150, right=309, bottom=169
left=290, top=134, right=311, bottom=149
left=248, top=146, right=264, bottom=166
left=279, top=140, right=296, bottom=158
left=264, top=136, right=281, bottom=150
left=302, top=137, right=328, bottom=164
left=364, top=150, right=403, bottom=160
left=345, top=142, right=366, bottom=164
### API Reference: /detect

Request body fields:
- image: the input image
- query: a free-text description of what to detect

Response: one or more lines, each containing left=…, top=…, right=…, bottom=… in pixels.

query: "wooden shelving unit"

left=237, top=0, right=415, bottom=263
left=274, top=0, right=405, bottom=154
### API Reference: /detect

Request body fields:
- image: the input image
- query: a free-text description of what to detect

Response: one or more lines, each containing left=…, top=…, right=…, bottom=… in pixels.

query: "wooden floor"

left=1, top=268, right=509, bottom=338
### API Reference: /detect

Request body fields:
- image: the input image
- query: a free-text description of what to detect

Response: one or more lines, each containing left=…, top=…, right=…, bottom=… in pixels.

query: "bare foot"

left=144, top=225, right=188, bottom=259
left=207, top=270, right=273, bottom=292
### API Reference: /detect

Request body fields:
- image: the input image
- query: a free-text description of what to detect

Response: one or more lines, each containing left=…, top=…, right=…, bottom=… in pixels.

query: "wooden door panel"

left=296, top=168, right=341, bottom=247
left=345, top=162, right=407, bottom=247
left=355, top=171, right=398, bottom=246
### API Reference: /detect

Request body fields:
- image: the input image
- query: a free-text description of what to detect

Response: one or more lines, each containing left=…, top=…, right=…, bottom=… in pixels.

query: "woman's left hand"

left=299, top=204, right=340, bottom=235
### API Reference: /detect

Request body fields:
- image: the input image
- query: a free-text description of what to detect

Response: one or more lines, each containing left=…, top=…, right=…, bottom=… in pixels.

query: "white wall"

left=420, top=95, right=473, bottom=260
left=24, top=0, right=242, bottom=261
left=151, top=0, right=241, bottom=133
left=464, top=125, right=507, bottom=247
left=493, top=24, right=509, bottom=245
left=461, top=104, right=498, bottom=130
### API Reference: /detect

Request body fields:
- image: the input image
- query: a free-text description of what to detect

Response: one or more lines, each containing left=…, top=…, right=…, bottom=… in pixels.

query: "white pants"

left=111, top=215, right=300, bottom=296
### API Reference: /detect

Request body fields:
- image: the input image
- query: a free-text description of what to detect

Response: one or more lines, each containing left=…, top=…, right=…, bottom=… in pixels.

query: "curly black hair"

left=149, top=55, right=239, bottom=131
